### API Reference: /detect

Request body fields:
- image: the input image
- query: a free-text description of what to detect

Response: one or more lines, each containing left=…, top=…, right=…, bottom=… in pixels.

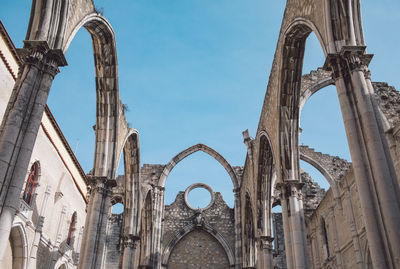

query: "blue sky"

left=1, top=1, right=399, bottom=209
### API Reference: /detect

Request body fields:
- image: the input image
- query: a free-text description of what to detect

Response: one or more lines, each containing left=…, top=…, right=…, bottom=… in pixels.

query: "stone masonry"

left=162, top=188, right=235, bottom=268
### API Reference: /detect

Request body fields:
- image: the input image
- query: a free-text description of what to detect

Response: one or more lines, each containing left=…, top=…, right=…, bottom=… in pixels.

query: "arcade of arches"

left=0, top=0, right=399, bottom=269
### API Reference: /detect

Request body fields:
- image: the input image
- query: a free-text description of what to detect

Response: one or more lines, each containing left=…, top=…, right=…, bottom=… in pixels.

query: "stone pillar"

left=151, top=186, right=164, bottom=269
left=277, top=182, right=309, bottom=269
left=121, top=168, right=141, bottom=268
left=233, top=188, right=242, bottom=269
left=325, top=46, right=400, bottom=269
left=0, top=40, right=66, bottom=263
left=29, top=185, right=52, bottom=269
left=287, top=182, right=309, bottom=269
left=79, top=176, right=116, bottom=269
left=278, top=185, right=293, bottom=269
left=121, top=234, right=140, bottom=269
left=257, top=236, right=273, bottom=269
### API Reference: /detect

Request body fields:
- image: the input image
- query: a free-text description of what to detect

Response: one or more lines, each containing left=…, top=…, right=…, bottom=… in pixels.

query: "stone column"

left=287, top=182, right=309, bottom=269
left=0, top=41, right=66, bottom=263
left=121, top=168, right=141, bottom=268
left=79, top=176, right=116, bottom=269
left=151, top=186, right=164, bottom=269
left=277, top=184, right=293, bottom=269
left=29, top=185, right=52, bottom=269
left=325, top=46, right=400, bottom=269
left=233, top=188, right=242, bottom=269
left=257, top=236, right=273, bottom=269
left=121, top=234, right=140, bottom=269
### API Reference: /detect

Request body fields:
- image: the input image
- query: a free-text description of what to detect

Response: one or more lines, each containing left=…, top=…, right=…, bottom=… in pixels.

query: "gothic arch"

left=54, top=259, right=68, bottom=269
left=63, top=13, right=121, bottom=179
left=161, top=223, right=235, bottom=268
left=158, top=143, right=239, bottom=189
left=139, top=190, right=153, bottom=267
left=243, top=193, right=255, bottom=267
left=9, top=223, right=28, bottom=269
left=299, top=153, right=340, bottom=198
left=121, top=130, right=141, bottom=235
left=120, top=130, right=140, bottom=182
left=279, top=20, right=328, bottom=184
left=298, top=69, right=334, bottom=117
left=256, top=132, right=275, bottom=236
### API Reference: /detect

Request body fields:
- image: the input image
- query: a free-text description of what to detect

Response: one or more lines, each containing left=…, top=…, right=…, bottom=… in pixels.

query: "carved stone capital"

left=276, top=181, right=304, bottom=199
left=323, top=46, right=373, bottom=80
left=17, top=40, right=67, bottom=77
left=87, top=176, right=117, bottom=196
left=123, top=234, right=140, bottom=249
left=258, top=235, right=274, bottom=250
left=154, top=185, right=165, bottom=196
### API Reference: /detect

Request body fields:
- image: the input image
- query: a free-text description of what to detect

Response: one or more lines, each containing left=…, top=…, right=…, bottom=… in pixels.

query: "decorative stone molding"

left=258, top=236, right=274, bottom=250
left=122, top=234, right=140, bottom=249
left=17, top=40, right=67, bottom=77
left=276, top=181, right=304, bottom=199
left=184, top=183, right=215, bottom=211
left=87, top=176, right=117, bottom=196
left=323, top=46, right=373, bottom=80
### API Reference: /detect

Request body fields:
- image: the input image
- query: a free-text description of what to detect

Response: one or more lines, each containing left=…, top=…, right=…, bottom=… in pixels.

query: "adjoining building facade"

left=0, top=0, right=399, bottom=269
left=0, top=21, right=87, bottom=269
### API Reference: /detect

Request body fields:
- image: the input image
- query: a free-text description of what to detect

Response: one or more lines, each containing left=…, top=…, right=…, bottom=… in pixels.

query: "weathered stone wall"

left=168, top=229, right=230, bottom=269
left=301, top=170, right=326, bottom=219
left=161, top=190, right=235, bottom=268
left=104, top=214, right=123, bottom=268
left=306, top=168, right=369, bottom=269
left=272, top=213, right=286, bottom=269
left=372, top=82, right=400, bottom=187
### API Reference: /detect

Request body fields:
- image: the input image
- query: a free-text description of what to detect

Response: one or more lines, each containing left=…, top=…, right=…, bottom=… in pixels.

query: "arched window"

left=67, top=212, right=77, bottom=246
left=23, top=162, right=39, bottom=205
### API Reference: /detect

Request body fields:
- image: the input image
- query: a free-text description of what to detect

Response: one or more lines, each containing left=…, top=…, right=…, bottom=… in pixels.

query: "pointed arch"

left=243, top=193, right=255, bottom=267
left=161, top=223, right=235, bottom=267
left=158, top=143, right=239, bottom=189
left=9, top=223, right=28, bottom=269
left=279, top=19, right=329, bottom=184
left=63, top=13, right=120, bottom=179
left=121, top=130, right=141, bottom=235
left=139, top=190, right=153, bottom=267
left=22, top=161, right=40, bottom=205
left=298, top=69, right=334, bottom=117
left=256, top=131, right=275, bottom=236
left=299, top=153, right=340, bottom=198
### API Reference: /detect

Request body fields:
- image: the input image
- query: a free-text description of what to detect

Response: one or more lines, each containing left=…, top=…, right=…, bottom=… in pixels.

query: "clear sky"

left=1, top=0, right=399, bottom=209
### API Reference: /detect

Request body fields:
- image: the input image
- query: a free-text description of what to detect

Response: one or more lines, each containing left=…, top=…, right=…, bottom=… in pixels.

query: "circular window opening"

left=184, top=183, right=215, bottom=210
left=112, top=202, right=124, bottom=214
left=188, top=188, right=211, bottom=209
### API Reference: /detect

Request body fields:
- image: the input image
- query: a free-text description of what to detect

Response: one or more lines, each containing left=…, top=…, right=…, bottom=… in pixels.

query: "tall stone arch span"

left=151, top=143, right=242, bottom=269
left=244, top=1, right=400, bottom=268
left=158, top=143, right=239, bottom=189
left=161, top=223, right=235, bottom=268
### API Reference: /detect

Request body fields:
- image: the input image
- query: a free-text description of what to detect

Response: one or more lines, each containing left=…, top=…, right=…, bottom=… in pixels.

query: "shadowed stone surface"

left=167, top=229, right=230, bottom=269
